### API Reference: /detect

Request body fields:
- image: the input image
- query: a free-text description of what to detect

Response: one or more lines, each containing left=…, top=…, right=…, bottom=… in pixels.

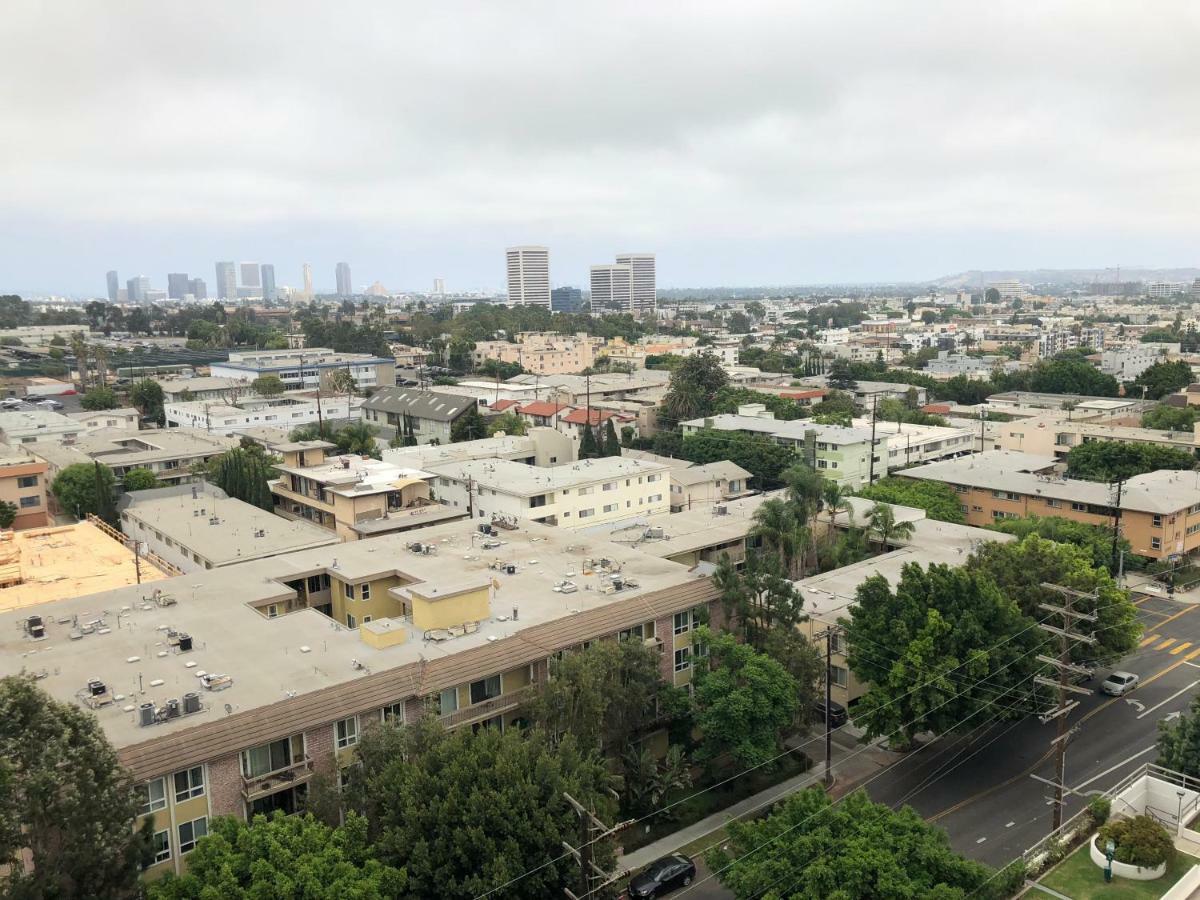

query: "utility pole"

left=814, top=624, right=842, bottom=789
left=561, top=791, right=628, bottom=899
left=1035, top=582, right=1097, bottom=831
left=867, top=395, right=878, bottom=484
left=979, top=404, right=986, bottom=453
left=1110, top=478, right=1125, bottom=574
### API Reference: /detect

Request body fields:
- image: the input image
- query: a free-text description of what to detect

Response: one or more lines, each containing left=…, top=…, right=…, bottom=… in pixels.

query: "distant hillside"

left=930, top=268, right=1200, bottom=289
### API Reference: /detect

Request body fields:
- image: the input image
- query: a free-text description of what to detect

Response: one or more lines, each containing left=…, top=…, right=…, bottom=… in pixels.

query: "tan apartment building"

left=901, top=450, right=1200, bottom=561
left=470, top=332, right=602, bottom=375
left=270, top=440, right=465, bottom=540
left=996, top=413, right=1200, bottom=461
left=0, top=521, right=720, bottom=878
left=0, top=451, right=49, bottom=529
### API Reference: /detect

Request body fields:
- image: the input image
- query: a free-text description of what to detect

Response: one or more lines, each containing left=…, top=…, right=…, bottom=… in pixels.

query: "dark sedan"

left=629, top=853, right=696, bottom=898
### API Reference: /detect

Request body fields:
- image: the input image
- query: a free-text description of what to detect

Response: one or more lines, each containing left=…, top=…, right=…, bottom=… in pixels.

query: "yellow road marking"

left=1172, top=642, right=1194, bottom=655
left=1157, top=638, right=1178, bottom=650
left=1141, top=634, right=1162, bottom=648
left=1186, top=649, right=1200, bottom=661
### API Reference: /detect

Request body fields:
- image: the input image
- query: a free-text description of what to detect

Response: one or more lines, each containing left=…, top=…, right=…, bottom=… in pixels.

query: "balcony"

left=240, top=757, right=315, bottom=802
left=438, top=686, right=533, bottom=729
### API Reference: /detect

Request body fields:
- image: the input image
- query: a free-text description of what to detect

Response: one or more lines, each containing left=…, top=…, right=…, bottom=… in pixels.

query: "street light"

left=1178, top=790, right=1187, bottom=838
left=1104, top=838, right=1115, bottom=883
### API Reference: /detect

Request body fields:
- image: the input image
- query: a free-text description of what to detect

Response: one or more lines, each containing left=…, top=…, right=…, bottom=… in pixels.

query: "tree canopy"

left=1142, top=404, right=1198, bottom=431
left=122, top=468, right=159, bottom=492
left=208, top=447, right=277, bottom=510
left=679, top=428, right=797, bottom=489
left=51, top=461, right=116, bottom=520
left=129, top=379, right=165, bottom=425
left=985, top=515, right=1131, bottom=572
left=146, top=812, right=406, bottom=900
left=1130, top=359, right=1193, bottom=400
left=1158, top=694, right=1200, bottom=779
left=486, top=411, right=527, bottom=437
left=80, top=386, right=120, bottom=411
left=856, top=477, right=965, bottom=523
left=250, top=374, right=286, bottom=397
left=0, top=676, right=152, bottom=898
left=659, top=352, right=729, bottom=427
left=1065, top=440, right=1195, bottom=482
left=450, top=406, right=486, bottom=442
left=708, top=788, right=992, bottom=900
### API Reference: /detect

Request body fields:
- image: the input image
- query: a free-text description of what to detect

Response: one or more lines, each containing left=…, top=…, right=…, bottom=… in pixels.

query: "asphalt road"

left=865, top=593, right=1200, bottom=868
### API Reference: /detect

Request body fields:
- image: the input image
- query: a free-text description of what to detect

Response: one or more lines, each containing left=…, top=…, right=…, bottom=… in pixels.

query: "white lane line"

left=1185, top=662, right=1200, bottom=670
left=1137, top=679, right=1200, bottom=720
left=976, top=837, right=987, bottom=844
left=1071, top=746, right=1158, bottom=791
left=1005, top=821, right=1015, bottom=828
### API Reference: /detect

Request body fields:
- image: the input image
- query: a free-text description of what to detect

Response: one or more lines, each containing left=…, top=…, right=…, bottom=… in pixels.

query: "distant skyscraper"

left=126, top=275, right=151, bottom=303
left=167, top=273, right=190, bottom=300
left=302, top=263, right=313, bottom=299
left=589, top=264, right=631, bottom=315
left=433, top=278, right=445, bottom=296
left=551, top=286, right=583, bottom=313
left=240, top=262, right=261, bottom=288
left=106, top=270, right=119, bottom=303
left=505, top=246, right=551, bottom=308
left=215, top=261, right=237, bottom=300
left=615, top=253, right=656, bottom=314
left=335, top=262, right=352, bottom=297
left=190, top=278, right=207, bottom=300
left=261, top=264, right=277, bottom=301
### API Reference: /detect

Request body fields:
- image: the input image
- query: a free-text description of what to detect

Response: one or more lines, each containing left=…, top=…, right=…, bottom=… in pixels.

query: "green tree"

left=986, top=515, right=1132, bottom=572
left=1142, top=404, right=1198, bottom=431
left=146, top=812, right=406, bottom=900
left=708, top=788, right=991, bottom=900
left=1028, top=357, right=1119, bottom=397
left=122, top=468, right=159, bottom=492
left=603, top=419, right=622, bottom=456
left=209, top=448, right=276, bottom=510
left=0, top=501, right=15, bottom=529
left=1130, top=359, right=1193, bottom=400
left=347, top=720, right=617, bottom=900
left=129, top=378, right=165, bottom=425
left=826, top=358, right=859, bottom=391
left=727, top=311, right=751, bottom=333
left=1065, top=440, right=1195, bottom=482
left=842, top=562, right=1040, bottom=746
left=250, top=374, right=286, bottom=397
left=80, top=386, right=119, bottom=411
left=692, top=628, right=799, bottom=769
left=327, top=367, right=357, bottom=396
left=856, top=477, right=966, bottom=523
left=450, top=406, right=486, bottom=442
left=713, top=387, right=807, bottom=420
left=577, top=421, right=601, bottom=459
left=750, top=497, right=807, bottom=578
left=680, top=429, right=797, bottom=489
left=971, top=534, right=1140, bottom=663
left=865, top=501, right=915, bottom=551
left=1158, top=694, right=1200, bottom=779
left=0, top=676, right=152, bottom=898
left=659, top=352, right=729, bottom=427
left=335, top=422, right=380, bottom=457
left=486, top=411, right=527, bottom=437
left=51, top=461, right=116, bottom=520
left=808, top=388, right=858, bottom=423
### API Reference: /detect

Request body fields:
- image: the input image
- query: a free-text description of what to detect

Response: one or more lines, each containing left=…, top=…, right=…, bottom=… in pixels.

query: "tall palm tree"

left=750, top=497, right=802, bottom=578
left=821, top=480, right=851, bottom=527
left=866, top=502, right=915, bottom=553
left=337, top=422, right=379, bottom=456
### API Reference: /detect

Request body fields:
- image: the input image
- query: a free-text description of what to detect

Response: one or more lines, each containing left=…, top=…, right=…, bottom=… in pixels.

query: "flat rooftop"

left=423, top=456, right=672, bottom=495
left=0, top=522, right=170, bottom=613
left=121, top=484, right=339, bottom=566
left=588, top=491, right=775, bottom=558
left=274, top=454, right=435, bottom=497
left=383, top=433, right=544, bottom=467
left=681, top=413, right=876, bottom=445
left=0, top=519, right=698, bottom=750
left=28, top=428, right=238, bottom=471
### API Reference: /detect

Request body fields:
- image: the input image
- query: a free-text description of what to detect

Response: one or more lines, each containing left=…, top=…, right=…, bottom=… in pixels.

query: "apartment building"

left=360, top=387, right=477, bottom=444
left=1099, top=343, right=1177, bottom=380
left=381, top=428, right=572, bottom=470
left=154, top=377, right=263, bottom=404
left=996, top=414, right=1199, bottom=460
left=1037, top=327, right=1106, bottom=357
left=210, top=349, right=396, bottom=393
left=470, top=332, right=601, bottom=375
left=985, top=392, right=1148, bottom=418
left=901, top=450, right=1200, bottom=560
left=120, top=483, right=338, bottom=572
left=165, top=396, right=363, bottom=435
left=668, top=461, right=753, bottom=512
left=0, top=451, right=49, bottom=529
left=0, top=521, right=718, bottom=878
left=505, top=246, right=551, bottom=308
left=0, top=410, right=86, bottom=445
left=27, top=429, right=238, bottom=489
left=424, top=456, right=672, bottom=528
left=270, top=441, right=463, bottom=540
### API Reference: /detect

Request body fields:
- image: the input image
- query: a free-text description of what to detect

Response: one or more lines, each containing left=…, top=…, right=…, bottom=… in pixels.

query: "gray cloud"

left=2, top=1, right=1198, bottom=293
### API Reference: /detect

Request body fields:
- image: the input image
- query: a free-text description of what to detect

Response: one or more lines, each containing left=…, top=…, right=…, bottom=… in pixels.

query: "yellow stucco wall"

left=409, top=584, right=490, bottom=631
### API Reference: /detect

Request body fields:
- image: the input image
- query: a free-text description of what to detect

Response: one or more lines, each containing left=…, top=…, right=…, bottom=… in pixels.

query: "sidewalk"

left=619, top=730, right=897, bottom=872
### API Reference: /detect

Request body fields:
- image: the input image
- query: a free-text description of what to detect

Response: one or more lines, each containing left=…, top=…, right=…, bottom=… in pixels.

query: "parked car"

left=35, top=399, right=63, bottom=409
left=813, top=697, right=848, bottom=728
left=1100, top=671, right=1140, bottom=696
left=628, top=854, right=696, bottom=898
left=0, top=398, right=23, bottom=409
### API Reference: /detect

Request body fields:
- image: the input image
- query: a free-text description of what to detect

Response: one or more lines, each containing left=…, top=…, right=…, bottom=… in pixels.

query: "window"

left=972, top=505, right=983, bottom=512
left=439, top=688, right=459, bottom=715
left=647, top=474, right=660, bottom=483
left=603, top=503, right=617, bottom=513
left=346, top=613, right=356, bottom=629
left=693, top=639, right=709, bottom=659
left=336, top=716, right=359, bottom=749
left=382, top=702, right=405, bottom=724
left=139, top=777, right=167, bottom=815
left=17, top=475, right=37, bottom=488
left=19, top=495, right=39, bottom=508
left=1153, top=514, right=1163, bottom=528
left=151, top=829, right=171, bottom=865
left=178, top=817, right=208, bottom=854
left=578, top=486, right=593, bottom=496
left=1071, top=502, right=1086, bottom=512
left=360, top=582, right=371, bottom=601
left=469, top=675, right=501, bottom=704
left=817, top=460, right=828, bottom=469
left=1152, top=537, right=1163, bottom=550
left=649, top=494, right=662, bottom=503
left=953, top=484, right=968, bottom=494
left=603, top=481, right=617, bottom=491
left=674, top=647, right=691, bottom=672
left=831, top=665, right=849, bottom=688
left=345, top=583, right=356, bottom=600
left=241, top=735, right=305, bottom=778
left=618, top=624, right=644, bottom=642
left=829, top=631, right=844, bottom=654
left=578, top=508, right=594, bottom=518
left=673, top=611, right=693, bottom=635
left=173, top=766, right=204, bottom=802
left=1045, top=499, right=1062, bottom=508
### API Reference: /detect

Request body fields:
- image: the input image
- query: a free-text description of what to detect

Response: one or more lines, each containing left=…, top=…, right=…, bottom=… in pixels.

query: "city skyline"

left=3, top=3, right=1200, bottom=295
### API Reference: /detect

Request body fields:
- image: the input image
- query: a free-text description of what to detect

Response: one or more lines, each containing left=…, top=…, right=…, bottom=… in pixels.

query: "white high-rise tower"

left=505, top=246, right=551, bottom=308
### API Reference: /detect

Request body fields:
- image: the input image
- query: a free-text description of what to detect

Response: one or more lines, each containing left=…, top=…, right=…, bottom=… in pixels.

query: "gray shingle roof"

left=362, top=387, right=476, bottom=422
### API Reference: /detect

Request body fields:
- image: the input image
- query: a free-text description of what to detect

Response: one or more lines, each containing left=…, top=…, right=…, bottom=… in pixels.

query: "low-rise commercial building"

left=0, top=410, right=86, bottom=445
left=900, top=450, right=1200, bottom=560
left=165, top=396, right=363, bottom=435
left=381, top=428, right=572, bottom=470
left=120, top=484, right=339, bottom=572
left=210, top=348, right=396, bottom=393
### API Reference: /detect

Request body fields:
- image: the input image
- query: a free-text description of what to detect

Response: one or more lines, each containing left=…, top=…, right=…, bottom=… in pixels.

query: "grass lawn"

left=1039, top=841, right=1200, bottom=899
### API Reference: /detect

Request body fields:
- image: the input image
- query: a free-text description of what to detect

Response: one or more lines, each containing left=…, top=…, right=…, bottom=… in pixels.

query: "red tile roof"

left=922, top=403, right=952, bottom=414
left=780, top=389, right=826, bottom=401
left=561, top=408, right=632, bottom=426
left=516, top=401, right=566, bottom=417
left=489, top=399, right=519, bottom=411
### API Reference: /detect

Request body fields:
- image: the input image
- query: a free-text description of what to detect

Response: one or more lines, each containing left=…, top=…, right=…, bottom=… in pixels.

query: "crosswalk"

left=1139, top=633, right=1200, bottom=660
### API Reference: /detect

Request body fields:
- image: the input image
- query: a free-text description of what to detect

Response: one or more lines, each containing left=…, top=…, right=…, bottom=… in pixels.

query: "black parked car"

left=813, top=697, right=848, bottom=728
left=629, top=853, right=696, bottom=898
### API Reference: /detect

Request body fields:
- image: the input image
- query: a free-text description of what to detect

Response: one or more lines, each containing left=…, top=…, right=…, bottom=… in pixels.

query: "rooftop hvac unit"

left=177, top=633, right=193, bottom=652
left=139, top=702, right=155, bottom=727
left=87, top=679, right=106, bottom=697
left=166, top=698, right=181, bottom=719
left=183, top=692, right=200, bottom=714
left=714, top=505, right=728, bottom=516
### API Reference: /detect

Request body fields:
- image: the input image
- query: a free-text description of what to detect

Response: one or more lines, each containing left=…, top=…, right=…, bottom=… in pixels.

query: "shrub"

left=1098, top=814, right=1175, bottom=868
left=1088, top=795, right=1111, bottom=827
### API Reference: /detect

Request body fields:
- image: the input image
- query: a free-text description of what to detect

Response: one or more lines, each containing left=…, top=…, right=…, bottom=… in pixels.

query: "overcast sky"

left=3, top=2, right=1199, bottom=296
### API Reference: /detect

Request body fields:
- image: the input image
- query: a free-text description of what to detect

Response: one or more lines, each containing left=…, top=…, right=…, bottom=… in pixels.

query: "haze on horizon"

left=2, top=1, right=1199, bottom=296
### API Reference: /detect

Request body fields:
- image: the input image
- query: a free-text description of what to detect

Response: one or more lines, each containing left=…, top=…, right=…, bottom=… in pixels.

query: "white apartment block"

left=591, top=253, right=656, bottom=316
left=1099, top=344, right=1178, bottom=380
left=616, top=253, right=656, bottom=315
left=1038, top=327, right=1106, bottom=357
left=424, top=457, right=672, bottom=529
left=210, top=349, right=395, bottom=393
left=165, top=396, right=364, bottom=435
left=505, top=246, right=551, bottom=308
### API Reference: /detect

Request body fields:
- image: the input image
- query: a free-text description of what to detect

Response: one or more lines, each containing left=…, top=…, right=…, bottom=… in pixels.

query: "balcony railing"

left=240, top=757, right=314, bottom=801
left=438, top=686, right=534, bottom=729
